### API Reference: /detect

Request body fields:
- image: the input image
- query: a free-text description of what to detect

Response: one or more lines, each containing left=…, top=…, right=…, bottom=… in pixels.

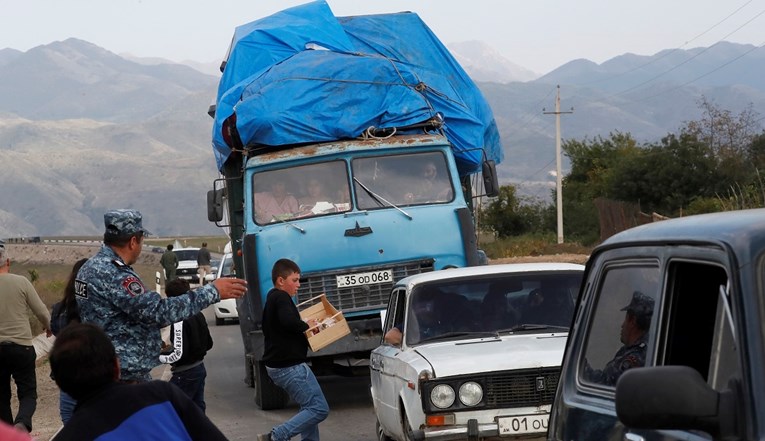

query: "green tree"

left=480, top=185, right=551, bottom=238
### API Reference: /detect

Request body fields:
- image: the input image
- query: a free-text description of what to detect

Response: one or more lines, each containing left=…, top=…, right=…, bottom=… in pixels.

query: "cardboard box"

left=298, top=294, right=351, bottom=352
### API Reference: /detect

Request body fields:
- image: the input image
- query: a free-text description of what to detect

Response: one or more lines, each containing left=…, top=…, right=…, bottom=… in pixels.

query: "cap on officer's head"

left=621, top=290, right=655, bottom=319
left=103, top=209, right=151, bottom=238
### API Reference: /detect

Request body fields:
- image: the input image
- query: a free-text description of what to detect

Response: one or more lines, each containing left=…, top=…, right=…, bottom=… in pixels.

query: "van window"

left=580, top=264, right=660, bottom=387
left=661, top=261, right=735, bottom=389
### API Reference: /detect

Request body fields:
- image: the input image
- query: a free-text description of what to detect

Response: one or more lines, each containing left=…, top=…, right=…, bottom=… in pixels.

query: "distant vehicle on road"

left=212, top=246, right=238, bottom=326
left=151, top=246, right=163, bottom=253
left=371, top=263, right=584, bottom=441
left=173, top=247, right=200, bottom=284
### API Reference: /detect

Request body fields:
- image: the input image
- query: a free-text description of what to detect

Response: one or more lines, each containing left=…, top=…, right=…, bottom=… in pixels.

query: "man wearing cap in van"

left=584, top=290, right=655, bottom=386
left=75, top=209, right=248, bottom=383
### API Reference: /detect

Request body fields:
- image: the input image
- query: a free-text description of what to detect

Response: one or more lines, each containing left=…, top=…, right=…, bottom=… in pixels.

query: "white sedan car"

left=371, top=263, right=584, bottom=441
left=212, top=252, right=239, bottom=325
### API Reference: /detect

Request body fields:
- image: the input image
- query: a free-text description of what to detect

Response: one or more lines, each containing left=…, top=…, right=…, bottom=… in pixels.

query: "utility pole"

left=543, top=85, right=573, bottom=244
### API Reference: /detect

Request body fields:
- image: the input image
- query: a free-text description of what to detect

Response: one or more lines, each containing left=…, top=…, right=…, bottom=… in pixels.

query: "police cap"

left=621, top=290, right=655, bottom=319
left=103, top=209, right=152, bottom=238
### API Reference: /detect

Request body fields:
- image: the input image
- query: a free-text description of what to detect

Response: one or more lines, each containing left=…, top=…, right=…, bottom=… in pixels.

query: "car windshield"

left=251, top=160, right=351, bottom=225
left=405, top=271, right=583, bottom=345
left=174, top=250, right=198, bottom=261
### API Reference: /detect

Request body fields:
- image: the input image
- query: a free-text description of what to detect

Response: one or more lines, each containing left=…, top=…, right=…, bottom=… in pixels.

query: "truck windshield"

left=352, top=152, right=453, bottom=210
left=252, top=160, right=351, bottom=225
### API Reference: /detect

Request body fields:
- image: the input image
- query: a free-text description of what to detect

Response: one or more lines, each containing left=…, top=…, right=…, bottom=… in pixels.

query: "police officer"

left=75, top=209, right=247, bottom=382
left=584, top=291, right=655, bottom=386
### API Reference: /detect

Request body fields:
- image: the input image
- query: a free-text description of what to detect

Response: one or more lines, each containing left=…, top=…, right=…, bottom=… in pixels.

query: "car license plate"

left=336, top=269, right=393, bottom=288
left=497, top=414, right=548, bottom=435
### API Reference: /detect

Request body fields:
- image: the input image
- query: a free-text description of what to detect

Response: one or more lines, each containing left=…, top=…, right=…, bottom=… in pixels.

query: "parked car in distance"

left=212, top=251, right=238, bottom=325
left=204, top=258, right=221, bottom=285
left=371, top=263, right=585, bottom=441
left=173, top=247, right=200, bottom=284
left=549, top=208, right=765, bottom=441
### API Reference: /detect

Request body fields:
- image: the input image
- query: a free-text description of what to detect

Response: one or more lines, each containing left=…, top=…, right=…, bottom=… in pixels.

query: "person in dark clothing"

left=49, top=323, right=227, bottom=441
left=159, top=278, right=214, bottom=412
left=160, top=244, right=178, bottom=283
left=49, top=258, right=88, bottom=423
left=258, top=259, right=329, bottom=441
left=197, top=243, right=212, bottom=285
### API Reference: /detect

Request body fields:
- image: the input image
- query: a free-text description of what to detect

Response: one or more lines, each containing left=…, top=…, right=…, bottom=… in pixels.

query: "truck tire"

left=254, top=360, right=288, bottom=410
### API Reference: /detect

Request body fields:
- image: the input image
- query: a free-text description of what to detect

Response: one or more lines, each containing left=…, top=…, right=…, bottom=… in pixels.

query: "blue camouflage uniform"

left=584, top=333, right=648, bottom=386
left=75, top=209, right=221, bottom=382
left=584, top=291, right=655, bottom=386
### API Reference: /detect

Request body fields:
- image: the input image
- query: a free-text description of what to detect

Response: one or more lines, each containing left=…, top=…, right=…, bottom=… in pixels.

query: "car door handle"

left=624, top=433, right=644, bottom=441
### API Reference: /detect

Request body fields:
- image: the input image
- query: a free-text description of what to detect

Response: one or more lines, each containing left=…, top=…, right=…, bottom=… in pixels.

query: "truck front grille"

left=296, top=259, right=434, bottom=314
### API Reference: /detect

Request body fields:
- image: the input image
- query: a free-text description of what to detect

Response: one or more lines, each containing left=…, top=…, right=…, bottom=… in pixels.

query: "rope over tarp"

left=211, top=0, right=503, bottom=177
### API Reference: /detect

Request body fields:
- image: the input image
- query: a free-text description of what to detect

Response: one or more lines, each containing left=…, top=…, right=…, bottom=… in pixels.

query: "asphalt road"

left=200, top=307, right=379, bottom=441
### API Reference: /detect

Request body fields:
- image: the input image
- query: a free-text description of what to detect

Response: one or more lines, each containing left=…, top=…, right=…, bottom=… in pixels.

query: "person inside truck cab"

left=404, top=161, right=452, bottom=203
left=253, top=179, right=298, bottom=224
left=583, top=291, right=655, bottom=386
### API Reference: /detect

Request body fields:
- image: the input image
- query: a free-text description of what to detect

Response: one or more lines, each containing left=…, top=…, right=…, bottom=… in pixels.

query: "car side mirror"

left=482, top=160, right=499, bottom=197
left=616, top=366, right=737, bottom=438
left=207, top=189, right=224, bottom=222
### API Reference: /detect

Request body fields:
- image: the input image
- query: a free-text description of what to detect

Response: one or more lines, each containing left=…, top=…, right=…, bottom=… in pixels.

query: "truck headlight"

left=430, top=384, right=455, bottom=409
left=459, top=381, right=483, bottom=406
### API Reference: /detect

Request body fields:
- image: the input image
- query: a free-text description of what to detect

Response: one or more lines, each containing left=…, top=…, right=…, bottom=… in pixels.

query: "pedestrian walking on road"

left=50, top=258, right=88, bottom=423
left=197, top=242, right=212, bottom=285
left=259, top=258, right=329, bottom=441
left=160, top=244, right=178, bottom=283
left=159, top=278, right=214, bottom=412
left=0, top=241, right=51, bottom=433
left=75, top=209, right=247, bottom=383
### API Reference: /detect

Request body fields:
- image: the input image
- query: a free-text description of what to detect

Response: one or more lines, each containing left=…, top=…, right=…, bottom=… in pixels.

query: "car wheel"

left=215, top=316, right=225, bottom=326
left=402, top=412, right=419, bottom=441
left=376, top=419, right=394, bottom=441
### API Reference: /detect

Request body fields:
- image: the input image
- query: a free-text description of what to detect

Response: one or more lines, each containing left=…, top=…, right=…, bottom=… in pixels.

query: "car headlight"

left=458, top=381, right=483, bottom=406
left=430, top=384, right=455, bottom=409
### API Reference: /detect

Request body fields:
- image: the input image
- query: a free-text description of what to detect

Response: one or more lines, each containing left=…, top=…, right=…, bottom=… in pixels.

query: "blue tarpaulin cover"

left=212, top=0, right=503, bottom=176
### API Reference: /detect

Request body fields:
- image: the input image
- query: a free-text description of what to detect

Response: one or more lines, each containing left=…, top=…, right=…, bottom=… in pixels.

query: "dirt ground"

left=5, top=243, right=588, bottom=440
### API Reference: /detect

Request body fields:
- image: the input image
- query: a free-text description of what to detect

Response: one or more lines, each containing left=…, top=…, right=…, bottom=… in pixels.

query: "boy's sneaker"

left=256, top=432, right=272, bottom=441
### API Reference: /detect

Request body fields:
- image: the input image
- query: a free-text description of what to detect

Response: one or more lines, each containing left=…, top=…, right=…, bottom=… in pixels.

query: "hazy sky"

left=2, top=0, right=763, bottom=74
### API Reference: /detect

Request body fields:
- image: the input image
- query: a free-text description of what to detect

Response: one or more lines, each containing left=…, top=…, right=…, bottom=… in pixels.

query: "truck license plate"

left=336, top=270, right=393, bottom=288
left=497, top=414, right=548, bottom=435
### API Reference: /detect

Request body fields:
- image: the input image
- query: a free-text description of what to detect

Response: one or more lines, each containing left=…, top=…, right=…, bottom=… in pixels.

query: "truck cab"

left=210, top=133, right=492, bottom=409
left=549, top=208, right=765, bottom=441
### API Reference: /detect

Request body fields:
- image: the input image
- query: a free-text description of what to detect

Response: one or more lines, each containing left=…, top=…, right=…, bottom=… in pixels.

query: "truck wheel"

left=376, top=419, right=394, bottom=441
left=254, top=360, right=288, bottom=410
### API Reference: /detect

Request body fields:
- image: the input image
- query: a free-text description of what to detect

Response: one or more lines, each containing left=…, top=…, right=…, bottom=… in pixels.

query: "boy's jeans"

left=266, top=363, right=329, bottom=441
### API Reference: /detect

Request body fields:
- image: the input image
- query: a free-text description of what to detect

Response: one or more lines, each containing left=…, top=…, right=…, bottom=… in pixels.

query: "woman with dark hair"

left=50, top=258, right=88, bottom=423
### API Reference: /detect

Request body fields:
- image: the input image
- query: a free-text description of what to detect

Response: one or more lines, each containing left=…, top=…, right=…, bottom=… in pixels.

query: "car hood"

left=414, top=333, right=567, bottom=378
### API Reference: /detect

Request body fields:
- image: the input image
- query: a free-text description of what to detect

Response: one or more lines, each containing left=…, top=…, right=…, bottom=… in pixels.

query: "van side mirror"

left=482, top=160, right=499, bottom=197
left=616, top=366, right=736, bottom=438
left=207, top=189, right=224, bottom=222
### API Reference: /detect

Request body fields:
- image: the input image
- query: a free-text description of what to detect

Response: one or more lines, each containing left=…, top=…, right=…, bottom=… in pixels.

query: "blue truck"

left=206, top=1, right=503, bottom=409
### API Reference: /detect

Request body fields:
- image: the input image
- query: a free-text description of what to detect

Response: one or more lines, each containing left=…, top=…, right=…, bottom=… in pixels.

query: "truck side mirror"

left=482, top=160, right=499, bottom=197
left=207, top=189, right=224, bottom=222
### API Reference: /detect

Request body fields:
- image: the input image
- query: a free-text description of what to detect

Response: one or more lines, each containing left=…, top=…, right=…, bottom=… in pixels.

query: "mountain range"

left=1, top=38, right=764, bottom=237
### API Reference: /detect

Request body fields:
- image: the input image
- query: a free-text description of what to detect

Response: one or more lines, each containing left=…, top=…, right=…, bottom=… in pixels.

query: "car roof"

left=395, top=262, right=585, bottom=290
left=598, top=208, right=765, bottom=266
